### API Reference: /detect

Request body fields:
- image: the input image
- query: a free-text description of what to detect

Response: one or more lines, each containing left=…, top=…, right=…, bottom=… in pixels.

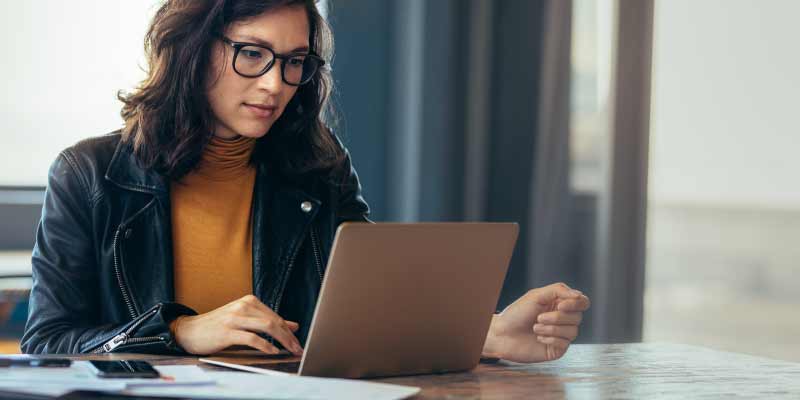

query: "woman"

left=21, top=0, right=589, bottom=363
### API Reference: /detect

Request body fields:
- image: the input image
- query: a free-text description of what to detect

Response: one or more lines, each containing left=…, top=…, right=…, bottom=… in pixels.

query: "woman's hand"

left=482, top=282, right=590, bottom=363
left=171, top=294, right=304, bottom=356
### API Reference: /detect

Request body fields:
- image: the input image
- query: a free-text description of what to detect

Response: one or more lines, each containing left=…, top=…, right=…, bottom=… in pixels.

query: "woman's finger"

left=556, top=295, right=591, bottom=312
left=524, top=283, right=583, bottom=307
left=285, top=321, right=300, bottom=332
left=231, top=297, right=300, bottom=332
left=533, top=323, right=578, bottom=341
left=233, top=295, right=278, bottom=318
left=235, top=316, right=303, bottom=355
left=537, top=311, right=582, bottom=325
left=239, top=298, right=301, bottom=332
left=536, top=335, right=571, bottom=349
left=244, top=302, right=300, bottom=333
left=230, top=331, right=280, bottom=355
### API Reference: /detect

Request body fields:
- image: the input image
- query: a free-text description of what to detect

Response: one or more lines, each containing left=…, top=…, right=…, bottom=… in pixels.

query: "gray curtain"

left=329, top=0, right=575, bottom=317
left=329, top=0, right=652, bottom=343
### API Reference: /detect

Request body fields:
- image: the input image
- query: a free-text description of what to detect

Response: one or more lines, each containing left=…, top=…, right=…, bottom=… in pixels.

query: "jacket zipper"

left=91, top=307, right=165, bottom=353
left=265, top=236, right=304, bottom=347
left=113, top=226, right=138, bottom=320
left=274, top=224, right=324, bottom=314
left=273, top=238, right=304, bottom=316
left=94, top=194, right=162, bottom=353
left=111, top=197, right=158, bottom=320
left=310, top=226, right=324, bottom=283
left=92, top=334, right=166, bottom=354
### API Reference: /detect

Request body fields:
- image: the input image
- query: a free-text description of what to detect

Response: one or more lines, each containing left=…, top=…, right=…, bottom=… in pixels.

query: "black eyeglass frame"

left=219, top=36, right=325, bottom=86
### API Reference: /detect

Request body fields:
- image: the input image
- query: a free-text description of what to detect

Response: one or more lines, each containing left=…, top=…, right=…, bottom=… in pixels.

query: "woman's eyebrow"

left=235, top=35, right=309, bottom=53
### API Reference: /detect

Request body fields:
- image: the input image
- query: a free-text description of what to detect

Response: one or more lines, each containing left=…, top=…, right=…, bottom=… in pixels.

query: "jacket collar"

left=104, top=137, right=169, bottom=194
left=104, top=135, right=322, bottom=204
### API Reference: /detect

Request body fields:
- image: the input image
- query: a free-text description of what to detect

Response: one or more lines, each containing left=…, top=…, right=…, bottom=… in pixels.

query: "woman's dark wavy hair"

left=119, top=0, right=343, bottom=181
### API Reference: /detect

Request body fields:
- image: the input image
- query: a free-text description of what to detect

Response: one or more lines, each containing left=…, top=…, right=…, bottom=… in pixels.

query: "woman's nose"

left=256, top=62, right=285, bottom=93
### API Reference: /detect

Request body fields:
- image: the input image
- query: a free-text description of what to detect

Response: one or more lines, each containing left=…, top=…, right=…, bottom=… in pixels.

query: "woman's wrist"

left=481, top=314, right=504, bottom=359
left=169, top=315, right=187, bottom=339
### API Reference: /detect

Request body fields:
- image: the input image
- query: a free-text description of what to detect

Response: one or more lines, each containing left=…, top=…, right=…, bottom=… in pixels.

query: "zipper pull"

left=102, top=332, right=128, bottom=352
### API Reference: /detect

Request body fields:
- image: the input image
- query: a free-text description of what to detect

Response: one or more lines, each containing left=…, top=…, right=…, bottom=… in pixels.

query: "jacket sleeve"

left=20, top=151, right=195, bottom=355
left=330, top=135, right=372, bottom=225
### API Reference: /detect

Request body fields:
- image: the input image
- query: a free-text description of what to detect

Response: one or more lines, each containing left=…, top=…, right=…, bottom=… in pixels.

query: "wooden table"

left=39, top=343, right=800, bottom=399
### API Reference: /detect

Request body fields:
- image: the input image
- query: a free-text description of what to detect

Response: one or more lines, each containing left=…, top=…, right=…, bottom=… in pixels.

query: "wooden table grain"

left=39, top=343, right=800, bottom=399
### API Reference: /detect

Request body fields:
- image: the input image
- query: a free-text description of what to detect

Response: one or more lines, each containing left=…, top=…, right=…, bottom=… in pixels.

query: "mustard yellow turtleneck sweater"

left=171, top=135, right=257, bottom=314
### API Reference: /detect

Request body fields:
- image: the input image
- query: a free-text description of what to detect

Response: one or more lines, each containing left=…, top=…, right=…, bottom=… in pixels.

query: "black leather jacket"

left=21, top=131, right=370, bottom=354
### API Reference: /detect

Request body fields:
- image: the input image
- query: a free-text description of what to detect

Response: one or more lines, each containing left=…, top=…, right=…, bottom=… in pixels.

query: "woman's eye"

left=241, top=49, right=263, bottom=59
left=287, top=57, right=305, bottom=67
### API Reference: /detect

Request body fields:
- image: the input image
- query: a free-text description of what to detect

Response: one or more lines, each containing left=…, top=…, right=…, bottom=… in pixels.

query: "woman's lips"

left=244, top=103, right=277, bottom=118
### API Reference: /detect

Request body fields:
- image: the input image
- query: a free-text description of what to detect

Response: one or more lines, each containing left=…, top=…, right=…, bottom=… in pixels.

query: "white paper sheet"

left=0, top=363, right=216, bottom=397
left=0, top=364, right=418, bottom=399
left=0, top=381, right=127, bottom=397
left=127, top=370, right=421, bottom=400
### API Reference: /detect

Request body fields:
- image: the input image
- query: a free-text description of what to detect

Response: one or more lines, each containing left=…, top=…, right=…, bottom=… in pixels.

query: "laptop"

left=201, top=222, right=518, bottom=379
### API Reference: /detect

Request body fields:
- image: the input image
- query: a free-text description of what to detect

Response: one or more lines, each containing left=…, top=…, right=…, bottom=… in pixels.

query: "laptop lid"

left=298, top=222, right=518, bottom=378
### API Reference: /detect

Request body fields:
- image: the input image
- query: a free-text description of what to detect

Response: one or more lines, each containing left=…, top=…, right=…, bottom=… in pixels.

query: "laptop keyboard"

left=249, top=361, right=301, bottom=373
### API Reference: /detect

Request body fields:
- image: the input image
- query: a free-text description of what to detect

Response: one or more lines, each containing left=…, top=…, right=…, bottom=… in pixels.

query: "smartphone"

left=87, top=360, right=160, bottom=379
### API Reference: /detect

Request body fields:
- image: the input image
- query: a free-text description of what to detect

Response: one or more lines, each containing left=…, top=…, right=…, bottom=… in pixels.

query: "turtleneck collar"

left=194, top=134, right=257, bottom=180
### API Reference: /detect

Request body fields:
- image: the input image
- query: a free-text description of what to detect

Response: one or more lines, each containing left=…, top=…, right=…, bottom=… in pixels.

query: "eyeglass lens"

left=235, top=45, right=320, bottom=85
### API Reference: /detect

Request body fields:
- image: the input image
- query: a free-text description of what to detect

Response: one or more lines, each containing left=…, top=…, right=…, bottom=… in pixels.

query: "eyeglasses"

left=219, top=36, right=325, bottom=86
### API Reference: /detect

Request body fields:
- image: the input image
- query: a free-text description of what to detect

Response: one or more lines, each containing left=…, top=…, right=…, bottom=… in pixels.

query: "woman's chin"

left=235, top=124, right=272, bottom=139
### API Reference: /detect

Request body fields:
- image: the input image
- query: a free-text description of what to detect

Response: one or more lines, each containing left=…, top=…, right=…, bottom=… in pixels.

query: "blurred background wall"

left=645, top=0, right=800, bottom=361
left=0, top=0, right=798, bottom=362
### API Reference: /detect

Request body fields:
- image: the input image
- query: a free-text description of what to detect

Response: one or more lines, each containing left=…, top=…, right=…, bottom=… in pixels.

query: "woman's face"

left=206, top=5, right=309, bottom=139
